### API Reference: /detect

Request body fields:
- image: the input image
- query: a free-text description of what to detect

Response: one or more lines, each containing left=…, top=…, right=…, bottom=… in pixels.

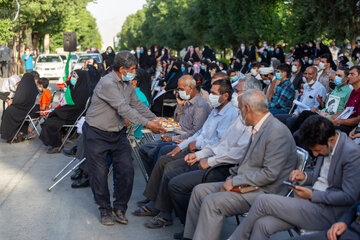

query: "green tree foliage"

left=117, top=0, right=360, bottom=51
left=1, top=0, right=101, bottom=51
left=0, top=19, right=15, bottom=44
left=286, top=0, right=360, bottom=46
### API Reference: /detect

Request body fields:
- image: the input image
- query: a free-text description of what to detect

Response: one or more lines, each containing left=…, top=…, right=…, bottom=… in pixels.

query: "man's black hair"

left=212, top=79, right=233, bottom=101
left=298, top=115, right=336, bottom=148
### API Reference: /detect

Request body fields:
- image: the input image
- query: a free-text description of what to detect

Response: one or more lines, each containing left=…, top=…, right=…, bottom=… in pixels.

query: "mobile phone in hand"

left=283, top=181, right=297, bottom=188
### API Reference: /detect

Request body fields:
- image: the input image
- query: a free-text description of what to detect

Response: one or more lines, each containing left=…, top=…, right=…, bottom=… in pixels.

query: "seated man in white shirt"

left=133, top=79, right=238, bottom=228
left=275, top=66, right=327, bottom=130
left=181, top=90, right=297, bottom=240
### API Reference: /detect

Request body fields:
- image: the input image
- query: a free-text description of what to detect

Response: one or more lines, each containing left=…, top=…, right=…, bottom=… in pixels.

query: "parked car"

left=34, top=54, right=65, bottom=79
left=72, top=53, right=103, bottom=70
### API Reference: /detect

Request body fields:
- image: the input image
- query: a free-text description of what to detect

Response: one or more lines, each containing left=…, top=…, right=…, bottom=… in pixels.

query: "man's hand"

left=174, top=139, right=183, bottom=144
left=188, top=141, right=197, bottom=152
left=292, top=114, right=298, bottom=117
left=310, top=108, right=319, bottom=113
left=292, top=186, right=312, bottom=200
left=198, top=158, right=210, bottom=170
left=184, top=153, right=197, bottom=166
left=167, top=146, right=181, bottom=157
left=349, top=128, right=360, bottom=139
left=176, top=94, right=186, bottom=107
left=331, top=119, right=342, bottom=126
left=162, top=135, right=172, bottom=142
left=220, top=179, right=233, bottom=192
left=319, top=112, right=329, bottom=117
left=145, top=121, right=166, bottom=134
left=124, top=119, right=130, bottom=127
left=289, top=170, right=305, bottom=182
left=316, top=95, right=323, bottom=104
left=327, top=222, right=347, bottom=240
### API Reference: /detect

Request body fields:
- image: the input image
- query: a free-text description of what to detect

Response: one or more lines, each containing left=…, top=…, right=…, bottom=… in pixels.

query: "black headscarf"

left=1, top=73, right=39, bottom=141
left=164, top=61, right=183, bottom=92
left=52, top=69, right=90, bottom=121
left=136, top=68, right=152, bottom=103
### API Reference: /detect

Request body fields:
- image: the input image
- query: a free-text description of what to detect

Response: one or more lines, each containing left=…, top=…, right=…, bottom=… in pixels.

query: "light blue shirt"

left=22, top=54, right=34, bottom=70
left=294, top=80, right=327, bottom=115
left=178, top=102, right=238, bottom=150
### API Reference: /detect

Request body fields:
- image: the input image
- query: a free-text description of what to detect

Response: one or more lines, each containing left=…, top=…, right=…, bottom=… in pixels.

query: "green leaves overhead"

left=1, top=0, right=101, bottom=51
left=117, top=0, right=360, bottom=51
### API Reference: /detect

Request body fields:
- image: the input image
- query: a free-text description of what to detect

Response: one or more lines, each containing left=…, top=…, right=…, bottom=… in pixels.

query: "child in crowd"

left=27, top=78, right=51, bottom=139
left=38, top=78, right=52, bottom=116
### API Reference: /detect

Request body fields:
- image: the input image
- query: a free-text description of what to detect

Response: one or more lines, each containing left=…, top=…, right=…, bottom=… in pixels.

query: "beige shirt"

left=252, top=112, right=271, bottom=140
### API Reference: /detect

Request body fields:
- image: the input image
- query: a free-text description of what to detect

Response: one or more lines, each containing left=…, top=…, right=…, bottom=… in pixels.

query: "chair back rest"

left=26, top=93, right=41, bottom=115
left=296, top=146, right=309, bottom=171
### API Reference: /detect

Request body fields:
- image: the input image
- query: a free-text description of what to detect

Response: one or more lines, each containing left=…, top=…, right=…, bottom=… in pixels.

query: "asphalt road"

left=0, top=78, right=292, bottom=240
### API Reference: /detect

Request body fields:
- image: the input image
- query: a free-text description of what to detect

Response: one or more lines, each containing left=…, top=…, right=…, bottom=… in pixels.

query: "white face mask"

left=147, top=52, right=151, bottom=56
left=302, top=77, right=307, bottom=83
left=257, top=58, right=262, bottom=63
left=178, top=90, right=190, bottom=100
left=291, top=65, right=298, bottom=73
left=263, top=80, right=271, bottom=85
left=231, top=93, right=239, bottom=108
left=250, top=68, right=258, bottom=77
left=209, top=93, right=222, bottom=108
left=255, top=74, right=262, bottom=80
left=307, top=79, right=315, bottom=85
left=319, top=62, right=326, bottom=70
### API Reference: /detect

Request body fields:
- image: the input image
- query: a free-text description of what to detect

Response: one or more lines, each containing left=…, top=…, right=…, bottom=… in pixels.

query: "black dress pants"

left=83, top=122, right=134, bottom=212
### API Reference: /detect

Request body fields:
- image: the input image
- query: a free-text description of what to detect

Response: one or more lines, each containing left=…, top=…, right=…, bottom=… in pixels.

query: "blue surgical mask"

left=308, top=59, right=313, bottom=65
left=275, top=72, right=282, bottom=80
left=140, top=50, right=144, bottom=54
left=201, top=65, right=206, bottom=71
left=181, top=66, right=185, bottom=72
left=122, top=72, right=136, bottom=82
left=70, top=77, right=77, bottom=86
left=230, top=76, right=238, bottom=83
left=334, top=76, right=343, bottom=86
left=275, top=50, right=279, bottom=54
left=107, top=49, right=112, bottom=53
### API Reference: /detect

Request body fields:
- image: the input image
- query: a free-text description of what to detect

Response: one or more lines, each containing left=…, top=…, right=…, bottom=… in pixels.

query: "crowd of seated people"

left=1, top=39, right=360, bottom=240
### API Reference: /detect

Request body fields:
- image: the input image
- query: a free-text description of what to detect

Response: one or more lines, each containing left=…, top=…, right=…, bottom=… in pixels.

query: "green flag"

left=62, top=52, right=71, bottom=82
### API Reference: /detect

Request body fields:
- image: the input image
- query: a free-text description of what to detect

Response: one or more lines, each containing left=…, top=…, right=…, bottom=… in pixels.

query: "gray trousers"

left=183, top=182, right=253, bottom=240
left=143, top=150, right=188, bottom=201
left=230, top=194, right=349, bottom=240
left=290, top=222, right=360, bottom=240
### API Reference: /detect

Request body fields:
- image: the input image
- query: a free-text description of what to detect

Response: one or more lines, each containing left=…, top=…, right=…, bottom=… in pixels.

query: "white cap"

left=259, top=67, right=274, bottom=75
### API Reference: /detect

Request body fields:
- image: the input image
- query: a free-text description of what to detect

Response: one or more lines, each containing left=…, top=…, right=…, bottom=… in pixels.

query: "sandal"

left=132, top=205, right=158, bottom=217
left=144, top=215, right=173, bottom=229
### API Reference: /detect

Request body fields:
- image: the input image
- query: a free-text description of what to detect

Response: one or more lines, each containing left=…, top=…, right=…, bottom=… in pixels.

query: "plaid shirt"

left=268, top=79, right=295, bottom=113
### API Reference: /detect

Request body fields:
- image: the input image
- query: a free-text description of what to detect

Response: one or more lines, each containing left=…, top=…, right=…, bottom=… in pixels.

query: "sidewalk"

left=0, top=79, right=291, bottom=240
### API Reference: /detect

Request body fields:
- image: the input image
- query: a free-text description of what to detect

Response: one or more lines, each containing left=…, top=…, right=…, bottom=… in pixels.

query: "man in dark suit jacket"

left=182, top=90, right=297, bottom=240
left=231, top=115, right=360, bottom=240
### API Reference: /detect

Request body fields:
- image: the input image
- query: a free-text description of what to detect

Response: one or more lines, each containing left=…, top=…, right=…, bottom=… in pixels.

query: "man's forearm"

left=338, top=116, right=360, bottom=127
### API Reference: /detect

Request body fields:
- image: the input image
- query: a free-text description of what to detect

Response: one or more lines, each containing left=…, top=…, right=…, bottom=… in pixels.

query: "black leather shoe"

left=70, top=168, right=83, bottom=180
left=71, top=177, right=89, bottom=188
left=174, top=231, right=184, bottom=239
left=136, top=198, right=150, bottom=207
left=63, top=146, right=77, bottom=156
left=112, top=209, right=128, bottom=225
left=100, top=209, right=114, bottom=226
